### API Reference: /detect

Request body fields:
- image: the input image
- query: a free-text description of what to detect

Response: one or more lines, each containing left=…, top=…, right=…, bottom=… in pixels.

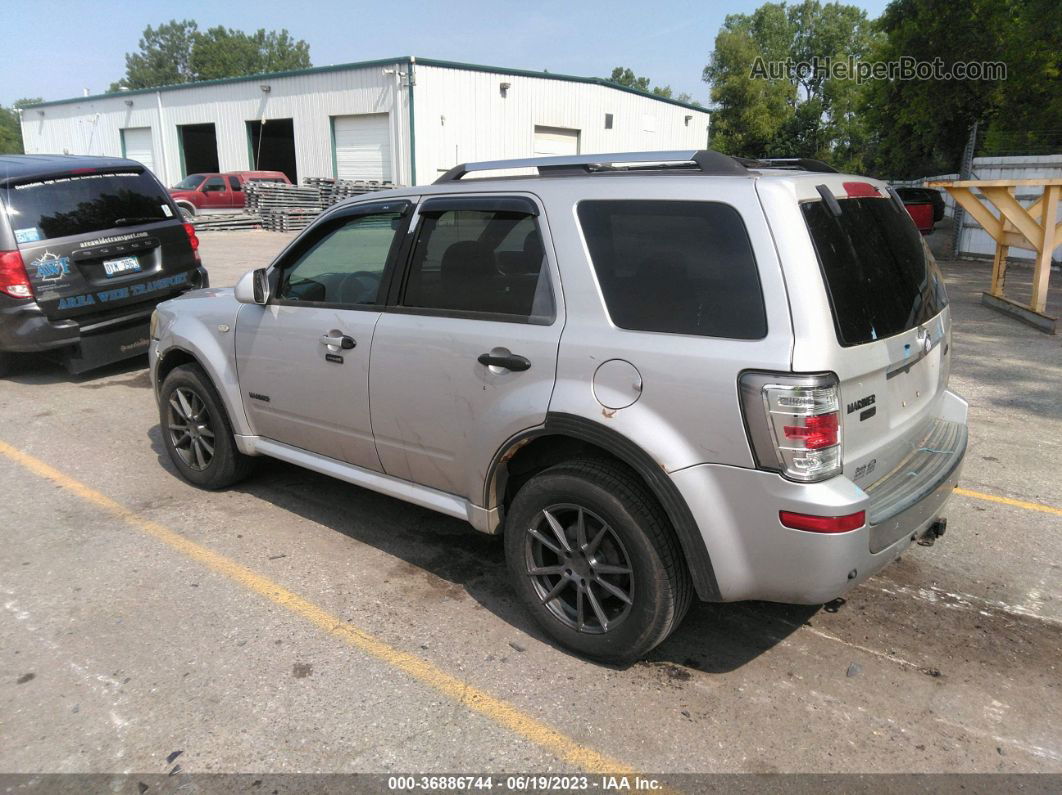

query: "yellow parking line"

left=955, top=487, right=1062, bottom=517
left=0, top=439, right=635, bottom=775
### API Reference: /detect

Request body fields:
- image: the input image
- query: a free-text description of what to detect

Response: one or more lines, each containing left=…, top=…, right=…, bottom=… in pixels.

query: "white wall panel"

left=533, top=126, right=580, bottom=156
left=22, top=63, right=409, bottom=188
left=120, top=126, right=155, bottom=174
left=21, top=60, right=707, bottom=191
left=411, top=64, right=710, bottom=183
left=334, top=113, right=392, bottom=181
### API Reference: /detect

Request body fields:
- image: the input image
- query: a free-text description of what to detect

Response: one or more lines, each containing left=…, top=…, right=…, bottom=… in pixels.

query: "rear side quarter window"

left=577, top=200, right=767, bottom=339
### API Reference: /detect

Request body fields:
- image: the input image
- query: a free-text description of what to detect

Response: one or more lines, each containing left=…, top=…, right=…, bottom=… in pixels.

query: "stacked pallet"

left=244, top=182, right=325, bottom=214
left=309, top=177, right=397, bottom=207
left=243, top=178, right=402, bottom=233
left=260, top=208, right=320, bottom=232
left=192, top=213, right=262, bottom=231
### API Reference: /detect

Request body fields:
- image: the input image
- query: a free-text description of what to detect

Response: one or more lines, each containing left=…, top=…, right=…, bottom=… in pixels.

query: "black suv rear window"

left=3, top=170, right=172, bottom=243
left=577, top=200, right=767, bottom=339
left=802, top=196, right=948, bottom=346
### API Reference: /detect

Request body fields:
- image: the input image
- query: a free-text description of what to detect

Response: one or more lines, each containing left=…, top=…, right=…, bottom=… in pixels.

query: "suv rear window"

left=802, top=196, right=948, bottom=346
left=3, top=170, right=172, bottom=243
left=577, top=200, right=767, bottom=339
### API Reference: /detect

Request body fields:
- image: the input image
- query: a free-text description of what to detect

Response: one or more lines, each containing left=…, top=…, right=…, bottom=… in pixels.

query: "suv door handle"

left=320, top=334, right=356, bottom=349
left=477, top=351, right=531, bottom=371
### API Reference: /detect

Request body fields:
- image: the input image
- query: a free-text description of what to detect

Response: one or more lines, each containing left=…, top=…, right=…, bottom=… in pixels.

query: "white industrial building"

left=20, top=56, right=710, bottom=187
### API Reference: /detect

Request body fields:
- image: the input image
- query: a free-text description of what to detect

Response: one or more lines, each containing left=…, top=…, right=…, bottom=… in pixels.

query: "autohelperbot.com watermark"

left=751, top=55, right=1007, bottom=84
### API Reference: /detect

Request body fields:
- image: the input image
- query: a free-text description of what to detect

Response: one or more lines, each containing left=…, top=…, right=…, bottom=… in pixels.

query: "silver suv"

left=149, top=151, right=968, bottom=662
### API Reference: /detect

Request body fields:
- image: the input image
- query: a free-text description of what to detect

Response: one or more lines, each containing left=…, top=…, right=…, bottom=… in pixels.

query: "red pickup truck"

left=169, top=171, right=290, bottom=216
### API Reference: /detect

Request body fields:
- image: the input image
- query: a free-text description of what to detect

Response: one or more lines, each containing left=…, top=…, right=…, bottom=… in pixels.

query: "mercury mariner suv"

left=149, top=150, right=968, bottom=662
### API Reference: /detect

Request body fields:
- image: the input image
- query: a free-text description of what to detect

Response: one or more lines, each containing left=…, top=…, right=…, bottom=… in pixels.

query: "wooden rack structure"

left=927, top=178, right=1061, bottom=333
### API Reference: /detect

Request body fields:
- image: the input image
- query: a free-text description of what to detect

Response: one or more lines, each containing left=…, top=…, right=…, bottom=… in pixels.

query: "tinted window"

left=577, top=200, right=766, bottom=339
left=173, top=174, right=205, bottom=190
left=228, top=176, right=242, bottom=191
left=202, top=177, right=226, bottom=192
left=402, top=208, right=554, bottom=322
left=802, top=196, right=948, bottom=346
left=3, top=171, right=172, bottom=242
left=277, top=211, right=402, bottom=305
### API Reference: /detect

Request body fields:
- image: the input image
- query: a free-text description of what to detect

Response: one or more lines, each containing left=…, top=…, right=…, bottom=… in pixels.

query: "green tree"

left=110, top=20, right=311, bottom=91
left=110, top=19, right=199, bottom=91
left=609, top=66, right=652, bottom=92
left=703, top=1, right=880, bottom=171
left=980, top=0, right=1062, bottom=156
left=607, top=67, right=701, bottom=105
left=190, top=27, right=311, bottom=81
left=862, top=0, right=1010, bottom=177
left=0, top=98, right=44, bottom=154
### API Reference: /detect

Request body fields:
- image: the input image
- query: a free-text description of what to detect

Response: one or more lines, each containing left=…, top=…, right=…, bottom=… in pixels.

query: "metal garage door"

left=533, top=126, right=580, bottom=156
left=333, top=114, right=392, bottom=182
left=121, top=127, right=155, bottom=175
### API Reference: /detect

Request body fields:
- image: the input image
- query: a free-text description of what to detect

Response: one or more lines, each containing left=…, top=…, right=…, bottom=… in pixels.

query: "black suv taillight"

left=739, top=371, right=842, bottom=482
left=0, top=250, right=34, bottom=299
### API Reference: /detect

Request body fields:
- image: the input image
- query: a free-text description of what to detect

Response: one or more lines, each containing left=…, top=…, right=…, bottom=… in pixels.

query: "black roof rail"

left=750, top=157, right=838, bottom=173
left=433, top=150, right=750, bottom=183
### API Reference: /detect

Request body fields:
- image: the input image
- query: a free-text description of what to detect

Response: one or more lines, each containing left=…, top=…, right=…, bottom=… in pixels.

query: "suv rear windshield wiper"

left=113, top=216, right=163, bottom=227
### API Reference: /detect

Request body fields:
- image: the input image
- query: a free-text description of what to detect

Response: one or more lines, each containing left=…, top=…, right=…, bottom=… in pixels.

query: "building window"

left=604, top=113, right=614, bottom=130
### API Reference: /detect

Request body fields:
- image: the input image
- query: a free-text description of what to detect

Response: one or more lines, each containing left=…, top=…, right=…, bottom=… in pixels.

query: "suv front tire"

left=159, top=364, right=253, bottom=489
left=504, top=458, right=692, bottom=663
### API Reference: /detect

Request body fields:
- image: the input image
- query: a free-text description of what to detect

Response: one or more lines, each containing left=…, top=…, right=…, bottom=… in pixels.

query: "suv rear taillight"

left=739, top=371, right=842, bottom=482
left=0, top=250, right=34, bottom=299
left=183, top=222, right=201, bottom=263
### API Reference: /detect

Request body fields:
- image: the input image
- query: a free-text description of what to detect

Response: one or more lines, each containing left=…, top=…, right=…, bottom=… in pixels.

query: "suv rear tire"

left=0, top=352, right=10, bottom=378
left=159, top=363, right=254, bottom=489
left=504, top=458, right=692, bottom=663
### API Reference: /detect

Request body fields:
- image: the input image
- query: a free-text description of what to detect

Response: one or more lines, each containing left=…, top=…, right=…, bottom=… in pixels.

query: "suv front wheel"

left=159, top=363, right=254, bottom=489
left=504, top=459, right=692, bottom=663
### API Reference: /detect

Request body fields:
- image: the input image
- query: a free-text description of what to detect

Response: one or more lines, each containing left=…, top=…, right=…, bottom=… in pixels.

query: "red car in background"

left=903, top=200, right=935, bottom=234
left=169, top=171, right=290, bottom=216
left=894, top=186, right=945, bottom=234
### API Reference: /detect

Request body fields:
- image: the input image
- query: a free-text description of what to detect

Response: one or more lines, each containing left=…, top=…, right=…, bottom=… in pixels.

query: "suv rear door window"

left=577, top=200, right=767, bottom=339
left=401, top=204, right=554, bottom=322
left=802, top=196, right=948, bottom=346
left=3, top=170, right=172, bottom=242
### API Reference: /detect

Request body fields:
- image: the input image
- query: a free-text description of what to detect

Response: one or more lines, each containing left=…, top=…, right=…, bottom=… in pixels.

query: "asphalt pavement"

left=1, top=226, right=1059, bottom=776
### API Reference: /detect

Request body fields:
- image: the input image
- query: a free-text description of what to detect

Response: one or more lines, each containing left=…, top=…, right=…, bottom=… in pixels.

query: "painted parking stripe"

left=0, top=439, right=636, bottom=776
left=955, top=487, right=1062, bottom=517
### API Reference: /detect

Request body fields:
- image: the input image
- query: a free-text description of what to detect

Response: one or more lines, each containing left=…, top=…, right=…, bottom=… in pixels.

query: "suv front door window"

left=234, top=203, right=409, bottom=469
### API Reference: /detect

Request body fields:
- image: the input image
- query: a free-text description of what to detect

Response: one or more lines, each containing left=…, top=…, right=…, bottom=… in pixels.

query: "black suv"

left=0, top=155, right=208, bottom=375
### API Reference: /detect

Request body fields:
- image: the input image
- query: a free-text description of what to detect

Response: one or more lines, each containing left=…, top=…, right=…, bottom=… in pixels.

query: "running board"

left=239, top=436, right=500, bottom=534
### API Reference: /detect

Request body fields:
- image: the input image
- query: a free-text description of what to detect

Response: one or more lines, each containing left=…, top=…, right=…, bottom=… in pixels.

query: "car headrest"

left=441, top=240, right=497, bottom=285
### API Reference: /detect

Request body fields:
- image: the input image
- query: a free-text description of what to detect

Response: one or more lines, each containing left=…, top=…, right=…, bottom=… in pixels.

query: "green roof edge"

left=24, top=56, right=709, bottom=114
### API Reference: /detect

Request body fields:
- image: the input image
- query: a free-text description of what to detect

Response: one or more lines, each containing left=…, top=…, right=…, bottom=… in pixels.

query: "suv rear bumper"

left=670, top=392, right=967, bottom=604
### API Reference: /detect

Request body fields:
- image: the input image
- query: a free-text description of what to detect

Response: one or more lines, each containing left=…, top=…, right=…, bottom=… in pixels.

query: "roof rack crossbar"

left=755, top=158, right=838, bottom=173
left=433, top=150, right=750, bottom=183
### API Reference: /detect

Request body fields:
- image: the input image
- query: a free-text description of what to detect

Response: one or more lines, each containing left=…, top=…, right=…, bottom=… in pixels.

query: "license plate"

left=103, top=256, right=141, bottom=277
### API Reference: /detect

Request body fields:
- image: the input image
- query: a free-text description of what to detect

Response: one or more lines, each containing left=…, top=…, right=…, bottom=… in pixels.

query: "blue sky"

left=2, top=0, right=893, bottom=106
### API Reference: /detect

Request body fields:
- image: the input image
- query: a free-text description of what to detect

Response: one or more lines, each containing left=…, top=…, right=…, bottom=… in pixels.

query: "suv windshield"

left=802, top=196, right=948, bottom=346
left=173, top=174, right=206, bottom=190
left=4, top=170, right=172, bottom=242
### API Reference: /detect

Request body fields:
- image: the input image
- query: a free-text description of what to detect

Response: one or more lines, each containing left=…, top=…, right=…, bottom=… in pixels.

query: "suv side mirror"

left=235, top=268, right=270, bottom=305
